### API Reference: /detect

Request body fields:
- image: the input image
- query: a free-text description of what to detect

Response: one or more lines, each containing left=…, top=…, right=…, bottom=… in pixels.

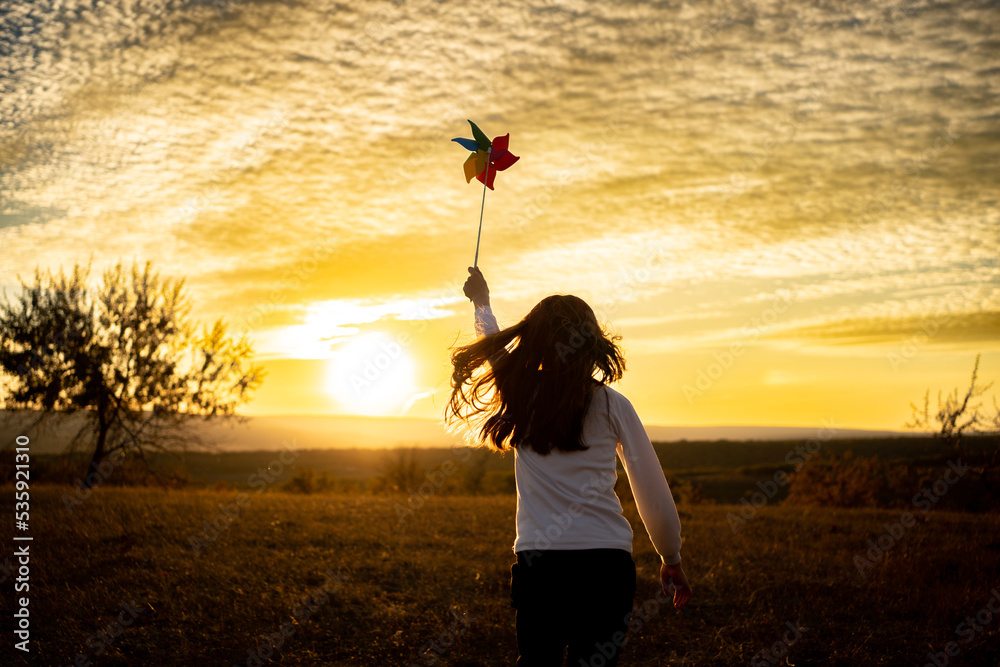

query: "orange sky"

left=1, top=0, right=997, bottom=431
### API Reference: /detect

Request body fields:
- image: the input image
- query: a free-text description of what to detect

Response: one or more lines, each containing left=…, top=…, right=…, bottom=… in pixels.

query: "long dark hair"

left=445, top=295, right=626, bottom=455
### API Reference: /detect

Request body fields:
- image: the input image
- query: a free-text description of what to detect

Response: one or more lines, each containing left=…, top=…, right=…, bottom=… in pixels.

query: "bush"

left=0, top=451, right=189, bottom=488
left=784, top=450, right=1000, bottom=512
left=784, top=451, right=917, bottom=508
left=281, top=466, right=335, bottom=494
left=615, top=471, right=706, bottom=506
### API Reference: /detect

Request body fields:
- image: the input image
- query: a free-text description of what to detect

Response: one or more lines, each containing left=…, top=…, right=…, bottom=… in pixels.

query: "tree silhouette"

left=906, top=354, right=996, bottom=449
left=0, top=260, right=265, bottom=483
left=907, top=353, right=1000, bottom=504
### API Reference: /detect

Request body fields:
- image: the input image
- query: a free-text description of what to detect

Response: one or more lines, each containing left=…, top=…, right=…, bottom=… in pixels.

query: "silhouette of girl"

left=446, top=266, right=692, bottom=666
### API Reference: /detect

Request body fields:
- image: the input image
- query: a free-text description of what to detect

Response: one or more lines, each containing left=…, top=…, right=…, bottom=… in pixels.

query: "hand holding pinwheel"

left=452, top=120, right=519, bottom=267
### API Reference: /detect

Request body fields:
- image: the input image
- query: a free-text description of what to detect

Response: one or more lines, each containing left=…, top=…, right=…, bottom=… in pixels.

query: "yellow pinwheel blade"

left=463, top=150, right=489, bottom=183
left=463, top=153, right=479, bottom=183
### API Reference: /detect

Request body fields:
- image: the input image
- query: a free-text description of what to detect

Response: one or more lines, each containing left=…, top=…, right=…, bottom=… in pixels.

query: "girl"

left=446, top=266, right=692, bottom=666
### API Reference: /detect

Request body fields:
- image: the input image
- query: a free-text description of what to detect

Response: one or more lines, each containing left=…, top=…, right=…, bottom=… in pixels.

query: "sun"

left=325, top=332, right=417, bottom=416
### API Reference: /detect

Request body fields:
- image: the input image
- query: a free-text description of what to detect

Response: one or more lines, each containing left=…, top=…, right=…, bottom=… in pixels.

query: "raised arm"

left=463, top=266, right=500, bottom=337
left=612, top=392, right=693, bottom=609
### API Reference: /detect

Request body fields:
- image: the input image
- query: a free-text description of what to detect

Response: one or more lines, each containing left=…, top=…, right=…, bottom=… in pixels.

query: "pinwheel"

left=452, top=120, right=519, bottom=190
left=452, top=120, right=519, bottom=266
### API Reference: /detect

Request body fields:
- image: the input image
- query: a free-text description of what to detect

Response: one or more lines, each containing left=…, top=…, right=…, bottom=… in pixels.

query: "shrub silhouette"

left=785, top=451, right=917, bottom=508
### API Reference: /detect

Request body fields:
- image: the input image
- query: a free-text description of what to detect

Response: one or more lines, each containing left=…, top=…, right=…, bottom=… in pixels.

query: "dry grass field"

left=2, top=486, right=999, bottom=666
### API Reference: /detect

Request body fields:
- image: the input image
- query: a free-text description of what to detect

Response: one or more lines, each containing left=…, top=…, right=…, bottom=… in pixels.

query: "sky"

left=1, top=0, right=997, bottom=432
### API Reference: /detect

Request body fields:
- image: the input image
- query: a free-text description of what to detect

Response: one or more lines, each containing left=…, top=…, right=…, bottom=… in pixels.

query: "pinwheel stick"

left=473, top=146, right=491, bottom=268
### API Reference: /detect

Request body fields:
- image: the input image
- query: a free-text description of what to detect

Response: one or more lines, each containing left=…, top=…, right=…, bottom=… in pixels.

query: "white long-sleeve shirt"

left=474, top=303, right=683, bottom=564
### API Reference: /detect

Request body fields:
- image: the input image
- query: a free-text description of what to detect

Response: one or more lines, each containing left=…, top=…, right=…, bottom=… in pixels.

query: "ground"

left=2, top=488, right=999, bottom=666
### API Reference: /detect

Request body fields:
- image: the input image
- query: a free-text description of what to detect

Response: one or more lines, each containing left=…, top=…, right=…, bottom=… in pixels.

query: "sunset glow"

left=324, top=332, right=418, bottom=417
left=2, top=0, right=997, bottom=430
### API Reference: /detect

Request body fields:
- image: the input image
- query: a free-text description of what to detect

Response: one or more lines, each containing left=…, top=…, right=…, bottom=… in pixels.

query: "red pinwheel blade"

left=476, top=163, right=497, bottom=190
left=492, top=134, right=510, bottom=152
left=491, top=149, right=519, bottom=171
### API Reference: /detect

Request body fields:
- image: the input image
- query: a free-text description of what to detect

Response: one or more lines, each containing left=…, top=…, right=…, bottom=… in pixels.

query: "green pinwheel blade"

left=469, top=120, right=492, bottom=151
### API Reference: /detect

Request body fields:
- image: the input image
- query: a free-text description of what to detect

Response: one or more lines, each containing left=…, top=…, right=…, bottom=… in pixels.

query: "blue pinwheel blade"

left=452, top=137, right=480, bottom=152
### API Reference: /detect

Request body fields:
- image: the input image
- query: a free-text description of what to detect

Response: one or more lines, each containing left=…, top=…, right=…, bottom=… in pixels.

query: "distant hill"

left=1, top=410, right=911, bottom=454
left=0, top=411, right=466, bottom=453
left=644, top=424, right=910, bottom=442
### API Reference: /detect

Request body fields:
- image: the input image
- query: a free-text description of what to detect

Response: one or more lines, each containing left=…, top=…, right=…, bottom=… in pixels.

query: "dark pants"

left=510, top=548, right=637, bottom=667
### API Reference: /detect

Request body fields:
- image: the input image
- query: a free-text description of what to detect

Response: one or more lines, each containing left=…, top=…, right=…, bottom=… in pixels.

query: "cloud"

left=769, top=311, right=1000, bottom=346
left=1, top=0, right=997, bottom=368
